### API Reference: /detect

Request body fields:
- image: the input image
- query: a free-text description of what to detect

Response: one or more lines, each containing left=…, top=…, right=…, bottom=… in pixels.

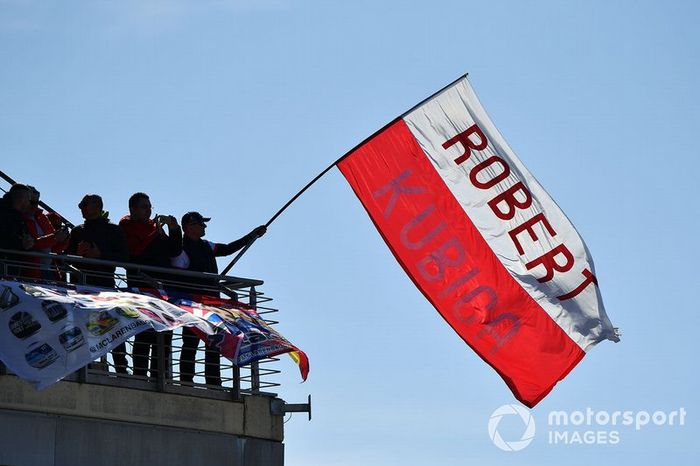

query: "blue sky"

left=1, top=0, right=698, bottom=464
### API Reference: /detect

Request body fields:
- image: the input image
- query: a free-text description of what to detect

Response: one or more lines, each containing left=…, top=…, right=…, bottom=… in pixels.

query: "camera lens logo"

left=488, top=404, right=536, bottom=451
left=9, top=312, right=41, bottom=339
left=41, top=300, right=67, bottom=322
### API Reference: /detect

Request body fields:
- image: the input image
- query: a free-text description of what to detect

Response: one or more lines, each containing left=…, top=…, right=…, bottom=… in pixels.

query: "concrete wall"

left=0, top=376, right=284, bottom=466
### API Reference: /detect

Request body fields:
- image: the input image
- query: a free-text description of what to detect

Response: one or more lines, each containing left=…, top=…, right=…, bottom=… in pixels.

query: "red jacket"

left=119, top=215, right=182, bottom=267
left=23, top=208, right=68, bottom=279
left=25, top=208, right=68, bottom=253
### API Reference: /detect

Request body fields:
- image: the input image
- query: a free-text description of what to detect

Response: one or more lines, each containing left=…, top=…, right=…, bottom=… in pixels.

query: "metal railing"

left=0, top=248, right=282, bottom=401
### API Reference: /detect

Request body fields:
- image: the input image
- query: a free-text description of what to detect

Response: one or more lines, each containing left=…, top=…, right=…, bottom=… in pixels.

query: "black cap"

left=182, top=211, right=211, bottom=225
left=79, top=194, right=103, bottom=209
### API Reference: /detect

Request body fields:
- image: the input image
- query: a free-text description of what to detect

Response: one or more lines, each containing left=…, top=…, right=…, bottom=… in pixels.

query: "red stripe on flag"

left=338, top=120, right=584, bottom=407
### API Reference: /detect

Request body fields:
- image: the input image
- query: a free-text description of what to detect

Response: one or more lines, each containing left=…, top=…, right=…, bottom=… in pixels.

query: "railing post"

left=155, top=332, right=167, bottom=392
left=249, top=286, right=260, bottom=394
left=74, top=269, right=89, bottom=383
left=232, top=364, right=241, bottom=400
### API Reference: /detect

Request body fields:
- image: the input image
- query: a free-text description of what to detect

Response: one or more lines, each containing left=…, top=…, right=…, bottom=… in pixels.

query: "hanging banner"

left=338, top=76, right=618, bottom=407
left=0, top=281, right=214, bottom=389
left=0, top=281, right=309, bottom=388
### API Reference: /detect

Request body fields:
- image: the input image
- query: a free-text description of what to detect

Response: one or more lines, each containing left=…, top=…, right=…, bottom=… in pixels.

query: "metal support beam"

left=270, top=394, right=312, bottom=421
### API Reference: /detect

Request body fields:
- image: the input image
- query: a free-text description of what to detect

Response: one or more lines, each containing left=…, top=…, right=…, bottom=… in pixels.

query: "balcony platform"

left=0, top=375, right=284, bottom=466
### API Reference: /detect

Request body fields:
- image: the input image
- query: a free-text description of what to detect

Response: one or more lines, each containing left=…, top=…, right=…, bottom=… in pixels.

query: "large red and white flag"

left=338, top=76, right=619, bottom=407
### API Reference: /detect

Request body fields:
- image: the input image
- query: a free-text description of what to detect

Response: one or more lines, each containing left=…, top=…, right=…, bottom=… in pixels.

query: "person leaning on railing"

left=119, top=192, right=182, bottom=379
left=171, top=211, right=266, bottom=386
left=0, top=184, right=35, bottom=277
left=66, top=193, right=130, bottom=373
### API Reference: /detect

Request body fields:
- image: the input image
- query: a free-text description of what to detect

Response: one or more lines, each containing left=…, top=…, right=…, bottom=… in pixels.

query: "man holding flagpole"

left=171, top=211, right=266, bottom=386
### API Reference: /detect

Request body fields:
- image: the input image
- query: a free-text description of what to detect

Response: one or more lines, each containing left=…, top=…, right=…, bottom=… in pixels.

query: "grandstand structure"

left=0, top=249, right=309, bottom=466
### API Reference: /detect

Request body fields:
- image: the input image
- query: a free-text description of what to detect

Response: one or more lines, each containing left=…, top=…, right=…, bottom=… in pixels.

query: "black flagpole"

left=220, top=73, right=469, bottom=275
left=0, top=169, right=74, bottom=228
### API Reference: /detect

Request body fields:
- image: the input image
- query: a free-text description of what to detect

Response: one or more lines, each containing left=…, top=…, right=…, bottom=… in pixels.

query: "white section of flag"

left=402, top=78, right=617, bottom=351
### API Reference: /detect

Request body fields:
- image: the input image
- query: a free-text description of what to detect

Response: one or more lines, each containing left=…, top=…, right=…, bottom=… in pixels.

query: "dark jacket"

left=181, top=235, right=253, bottom=274
left=0, top=197, right=30, bottom=277
left=66, top=218, right=129, bottom=288
left=0, top=197, right=29, bottom=252
left=171, top=235, right=253, bottom=295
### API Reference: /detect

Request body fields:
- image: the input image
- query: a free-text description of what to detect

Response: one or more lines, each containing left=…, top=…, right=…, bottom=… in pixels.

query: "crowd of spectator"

left=0, top=183, right=266, bottom=385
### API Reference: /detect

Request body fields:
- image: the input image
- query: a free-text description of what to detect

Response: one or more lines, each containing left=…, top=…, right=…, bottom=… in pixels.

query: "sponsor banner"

left=0, top=281, right=215, bottom=389
left=0, top=281, right=309, bottom=388
left=338, top=76, right=617, bottom=406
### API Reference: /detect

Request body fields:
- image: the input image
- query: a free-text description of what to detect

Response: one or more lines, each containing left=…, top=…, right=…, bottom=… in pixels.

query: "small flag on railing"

left=170, top=292, right=309, bottom=381
left=337, top=76, right=618, bottom=407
